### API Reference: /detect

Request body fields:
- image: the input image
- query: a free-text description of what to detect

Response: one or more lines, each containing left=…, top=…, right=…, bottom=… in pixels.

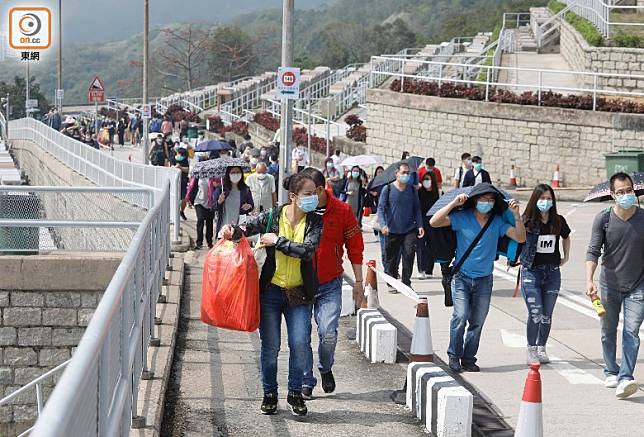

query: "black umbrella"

left=584, top=172, right=644, bottom=202
left=370, top=156, right=424, bottom=188
left=190, top=156, right=250, bottom=179
left=194, top=139, right=232, bottom=152
left=427, top=183, right=510, bottom=216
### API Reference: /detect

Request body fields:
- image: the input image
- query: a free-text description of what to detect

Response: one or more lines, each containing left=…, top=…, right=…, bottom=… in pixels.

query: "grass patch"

left=476, top=24, right=502, bottom=82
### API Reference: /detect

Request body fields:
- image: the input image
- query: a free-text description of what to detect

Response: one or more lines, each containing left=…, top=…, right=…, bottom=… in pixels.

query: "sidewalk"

left=161, top=214, right=424, bottom=436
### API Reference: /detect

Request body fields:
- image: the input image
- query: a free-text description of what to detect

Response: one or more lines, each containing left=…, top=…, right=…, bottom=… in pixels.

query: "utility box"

left=605, top=150, right=644, bottom=179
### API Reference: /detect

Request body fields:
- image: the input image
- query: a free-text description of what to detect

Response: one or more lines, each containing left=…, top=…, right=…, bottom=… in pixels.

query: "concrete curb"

left=406, top=362, right=474, bottom=437
left=356, top=308, right=397, bottom=364
left=131, top=255, right=184, bottom=437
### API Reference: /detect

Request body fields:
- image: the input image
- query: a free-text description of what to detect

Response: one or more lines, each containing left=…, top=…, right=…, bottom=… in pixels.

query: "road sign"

left=141, top=104, right=151, bottom=119
left=56, top=89, right=64, bottom=100
left=276, top=67, right=301, bottom=99
left=88, top=76, right=105, bottom=103
left=26, top=99, right=38, bottom=108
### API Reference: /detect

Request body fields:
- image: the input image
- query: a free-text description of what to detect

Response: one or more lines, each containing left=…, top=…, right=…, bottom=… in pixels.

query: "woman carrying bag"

left=520, top=184, right=570, bottom=365
left=212, top=166, right=254, bottom=237
left=417, top=171, right=440, bottom=279
left=341, top=165, right=367, bottom=226
left=220, top=172, right=323, bottom=417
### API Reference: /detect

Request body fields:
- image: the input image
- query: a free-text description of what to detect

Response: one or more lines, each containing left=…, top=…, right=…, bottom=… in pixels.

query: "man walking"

left=453, top=153, right=472, bottom=188
left=377, top=163, right=424, bottom=291
left=462, top=156, right=491, bottom=187
left=430, top=183, right=525, bottom=372
left=300, top=168, right=364, bottom=399
left=586, top=172, right=644, bottom=399
left=246, top=163, right=276, bottom=213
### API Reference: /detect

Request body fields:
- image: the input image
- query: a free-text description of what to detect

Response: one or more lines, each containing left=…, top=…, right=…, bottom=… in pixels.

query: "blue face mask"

left=473, top=163, right=483, bottom=172
left=476, top=201, right=494, bottom=214
left=298, top=194, right=319, bottom=213
left=616, top=192, right=637, bottom=209
left=399, top=174, right=411, bottom=184
left=351, top=171, right=360, bottom=179
left=176, top=155, right=186, bottom=162
left=537, top=199, right=553, bottom=212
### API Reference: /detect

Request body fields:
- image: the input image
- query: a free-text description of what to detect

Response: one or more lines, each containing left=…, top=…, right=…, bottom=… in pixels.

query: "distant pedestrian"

left=246, top=163, right=276, bottom=213
left=367, top=166, right=387, bottom=266
left=341, top=165, right=366, bottom=225
left=117, top=118, right=126, bottom=146
left=521, top=184, right=571, bottom=365
left=323, top=158, right=344, bottom=198
left=179, top=118, right=189, bottom=140
left=161, top=116, right=173, bottom=137
left=331, top=149, right=343, bottom=175
left=239, top=134, right=254, bottom=154
left=416, top=170, right=440, bottom=279
left=377, top=163, right=424, bottom=291
left=291, top=142, right=309, bottom=173
left=50, top=108, right=62, bottom=131
left=453, top=153, right=472, bottom=188
left=418, top=157, right=443, bottom=192
left=187, top=155, right=216, bottom=249
left=211, top=166, right=253, bottom=236
left=430, top=183, right=525, bottom=373
left=175, top=148, right=190, bottom=220
left=586, top=172, right=644, bottom=399
left=462, top=156, right=491, bottom=187
left=149, top=133, right=169, bottom=166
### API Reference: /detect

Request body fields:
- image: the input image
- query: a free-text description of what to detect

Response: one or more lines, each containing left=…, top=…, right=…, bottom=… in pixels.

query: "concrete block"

left=38, top=348, right=70, bottom=366
left=45, top=292, right=81, bottom=308
left=3, top=308, right=41, bottom=327
left=51, top=328, right=84, bottom=346
left=0, top=292, right=9, bottom=307
left=42, top=308, right=77, bottom=326
left=77, top=309, right=94, bottom=327
left=356, top=308, right=379, bottom=351
left=18, top=328, right=52, bottom=346
left=3, top=348, right=37, bottom=366
left=80, top=293, right=99, bottom=308
left=340, top=283, right=355, bottom=317
left=10, top=292, right=44, bottom=307
left=13, top=404, right=38, bottom=422
left=406, top=362, right=437, bottom=412
left=368, top=322, right=396, bottom=364
left=415, top=365, right=447, bottom=419
left=0, top=328, right=17, bottom=346
left=0, top=405, right=12, bottom=422
left=0, top=367, right=13, bottom=385
left=14, top=367, right=47, bottom=385
left=434, top=386, right=474, bottom=437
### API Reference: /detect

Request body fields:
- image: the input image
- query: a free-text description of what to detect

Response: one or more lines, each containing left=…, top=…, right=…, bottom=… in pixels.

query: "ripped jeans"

left=520, top=264, right=561, bottom=347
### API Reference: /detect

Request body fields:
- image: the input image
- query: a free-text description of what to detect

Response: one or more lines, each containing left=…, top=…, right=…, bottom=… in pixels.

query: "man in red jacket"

left=300, top=168, right=364, bottom=399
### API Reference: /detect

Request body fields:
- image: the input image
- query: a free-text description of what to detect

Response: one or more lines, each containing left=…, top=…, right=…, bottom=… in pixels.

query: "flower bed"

left=207, top=115, right=248, bottom=137
left=344, top=114, right=367, bottom=142
left=253, top=112, right=329, bottom=154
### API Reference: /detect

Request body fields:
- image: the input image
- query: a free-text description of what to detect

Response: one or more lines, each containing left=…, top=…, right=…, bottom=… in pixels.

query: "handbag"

left=441, top=212, right=496, bottom=307
left=253, top=208, right=273, bottom=273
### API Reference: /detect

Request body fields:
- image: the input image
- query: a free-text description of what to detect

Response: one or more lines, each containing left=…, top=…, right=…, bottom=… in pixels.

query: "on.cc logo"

left=8, top=7, right=52, bottom=50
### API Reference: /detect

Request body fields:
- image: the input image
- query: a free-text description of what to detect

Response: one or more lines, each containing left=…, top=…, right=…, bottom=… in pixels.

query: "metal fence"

left=562, top=0, right=644, bottom=38
left=0, top=109, right=6, bottom=140
left=0, top=186, right=151, bottom=253
left=7, top=118, right=181, bottom=242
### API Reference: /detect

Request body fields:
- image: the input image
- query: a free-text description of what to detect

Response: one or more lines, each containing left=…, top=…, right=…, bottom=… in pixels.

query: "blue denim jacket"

left=519, top=225, right=541, bottom=269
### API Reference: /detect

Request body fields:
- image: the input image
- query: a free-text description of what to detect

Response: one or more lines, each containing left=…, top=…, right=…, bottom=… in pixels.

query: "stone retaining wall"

left=560, top=21, right=644, bottom=92
left=366, top=89, right=644, bottom=187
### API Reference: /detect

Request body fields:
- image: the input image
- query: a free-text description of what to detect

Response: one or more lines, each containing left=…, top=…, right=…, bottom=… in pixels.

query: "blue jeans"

left=303, top=277, right=343, bottom=388
left=599, top=283, right=644, bottom=381
left=448, top=272, right=493, bottom=364
left=520, top=265, right=561, bottom=347
left=259, top=285, right=313, bottom=394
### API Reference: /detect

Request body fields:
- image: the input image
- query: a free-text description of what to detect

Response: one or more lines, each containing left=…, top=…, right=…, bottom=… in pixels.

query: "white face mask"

left=422, top=180, right=432, bottom=189
left=257, top=173, right=267, bottom=180
left=230, top=173, right=242, bottom=184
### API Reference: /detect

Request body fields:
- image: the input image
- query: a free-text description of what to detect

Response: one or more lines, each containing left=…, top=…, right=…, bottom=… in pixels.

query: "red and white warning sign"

left=88, top=76, right=105, bottom=103
left=276, top=67, right=300, bottom=100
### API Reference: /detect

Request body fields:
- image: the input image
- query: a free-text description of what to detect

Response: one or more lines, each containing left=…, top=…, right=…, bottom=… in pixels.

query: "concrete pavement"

left=361, top=200, right=644, bottom=437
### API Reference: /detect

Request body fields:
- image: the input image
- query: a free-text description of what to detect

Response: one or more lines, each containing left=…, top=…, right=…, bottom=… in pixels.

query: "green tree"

left=207, top=25, right=259, bottom=82
left=0, top=76, right=50, bottom=120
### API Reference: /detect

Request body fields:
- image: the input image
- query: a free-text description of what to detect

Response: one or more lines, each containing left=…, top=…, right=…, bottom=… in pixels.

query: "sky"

left=0, top=0, right=327, bottom=44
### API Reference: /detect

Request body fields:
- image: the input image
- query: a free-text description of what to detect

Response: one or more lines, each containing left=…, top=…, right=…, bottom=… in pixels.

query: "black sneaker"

left=287, top=391, right=307, bottom=416
left=461, top=362, right=480, bottom=372
left=321, top=370, right=336, bottom=393
left=448, top=356, right=462, bottom=373
left=194, top=244, right=203, bottom=250
left=260, top=393, right=278, bottom=415
left=301, top=386, right=313, bottom=400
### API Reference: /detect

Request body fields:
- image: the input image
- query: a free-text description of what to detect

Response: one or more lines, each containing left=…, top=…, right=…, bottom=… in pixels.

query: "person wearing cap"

left=148, top=133, right=170, bottom=166
left=430, top=183, right=525, bottom=373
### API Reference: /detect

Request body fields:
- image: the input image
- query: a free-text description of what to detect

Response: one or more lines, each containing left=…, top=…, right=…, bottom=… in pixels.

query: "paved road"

left=161, top=212, right=424, bottom=436
left=361, top=200, right=644, bottom=437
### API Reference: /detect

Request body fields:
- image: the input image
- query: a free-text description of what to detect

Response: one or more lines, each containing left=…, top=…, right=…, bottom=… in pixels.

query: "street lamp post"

left=278, top=0, right=295, bottom=203
left=25, top=60, right=30, bottom=118
left=57, top=0, right=63, bottom=115
left=142, top=0, right=150, bottom=164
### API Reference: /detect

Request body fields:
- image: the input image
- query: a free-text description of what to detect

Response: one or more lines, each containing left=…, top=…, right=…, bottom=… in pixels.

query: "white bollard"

left=341, top=283, right=355, bottom=316
left=434, top=386, right=473, bottom=437
left=369, top=323, right=397, bottom=363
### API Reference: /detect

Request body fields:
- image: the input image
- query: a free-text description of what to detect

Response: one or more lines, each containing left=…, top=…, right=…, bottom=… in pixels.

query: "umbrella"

left=369, top=156, right=424, bottom=188
left=341, top=155, right=383, bottom=167
left=194, top=139, right=232, bottom=152
left=584, top=172, right=644, bottom=202
left=427, top=184, right=511, bottom=216
left=190, top=156, right=250, bottom=179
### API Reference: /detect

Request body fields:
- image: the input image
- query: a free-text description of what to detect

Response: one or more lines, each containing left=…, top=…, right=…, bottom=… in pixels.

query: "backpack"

left=150, top=119, right=162, bottom=133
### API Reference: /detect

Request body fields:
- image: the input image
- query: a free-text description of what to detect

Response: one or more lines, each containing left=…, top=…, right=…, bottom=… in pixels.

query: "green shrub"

left=613, top=31, right=643, bottom=48
left=548, top=0, right=565, bottom=15
left=548, top=0, right=603, bottom=46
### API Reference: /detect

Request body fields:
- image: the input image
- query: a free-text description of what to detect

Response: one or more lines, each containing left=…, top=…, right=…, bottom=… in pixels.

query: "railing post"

left=538, top=70, right=543, bottom=105
left=400, top=60, right=405, bottom=92
left=325, top=118, right=330, bottom=157
left=593, top=75, right=598, bottom=111
left=485, top=66, right=490, bottom=101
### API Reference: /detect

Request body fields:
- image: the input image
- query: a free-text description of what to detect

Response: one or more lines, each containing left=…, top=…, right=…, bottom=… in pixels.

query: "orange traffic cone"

left=551, top=164, right=561, bottom=188
left=409, top=296, right=433, bottom=362
left=514, top=363, right=543, bottom=437
left=363, top=260, right=378, bottom=309
left=509, top=165, right=517, bottom=187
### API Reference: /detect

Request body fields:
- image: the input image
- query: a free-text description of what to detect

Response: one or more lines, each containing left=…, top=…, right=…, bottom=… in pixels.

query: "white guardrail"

left=1, top=119, right=174, bottom=435
left=7, top=117, right=181, bottom=242
left=562, top=0, right=644, bottom=39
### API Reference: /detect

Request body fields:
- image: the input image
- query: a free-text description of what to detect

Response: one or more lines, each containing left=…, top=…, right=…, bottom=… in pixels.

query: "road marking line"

left=499, top=329, right=603, bottom=385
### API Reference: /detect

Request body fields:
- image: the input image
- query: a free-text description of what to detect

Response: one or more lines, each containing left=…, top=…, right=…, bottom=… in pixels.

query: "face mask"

left=176, top=155, right=186, bottom=162
left=351, top=171, right=360, bottom=179
left=326, top=162, right=334, bottom=169
left=230, top=173, right=242, bottom=184
left=473, top=163, right=482, bottom=172
left=422, top=180, right=432, bottom=189
left=476, top=201, right=494, bottom=214
left=537, top=199, right=553, bottom=212
left=399, top=174, right=410, bottom=184
left=616, top=192, right=637, bottom=209
left=155, top=139, right=163, bottom=145
left=298, top=194, right=319, bottom=213
left=257, top=173, right=267, bottom=180
left=260, top=150, right=267, bottom=157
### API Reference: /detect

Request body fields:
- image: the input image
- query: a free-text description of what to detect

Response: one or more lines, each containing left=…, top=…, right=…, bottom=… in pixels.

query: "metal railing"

left=537, top=4, right=574, bottom=47
left=369, top=55, right=644, bottom=109
left=562, top=0, right=644, bottom=38
left=0, top=109, right=6, bottom=140
left=7, top=118, right=181, bottom=242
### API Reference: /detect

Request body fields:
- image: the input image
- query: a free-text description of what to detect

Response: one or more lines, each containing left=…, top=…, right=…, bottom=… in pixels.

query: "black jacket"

left=244, top=205, right=323, bottom=303
left=462, top=169, right=491, bottom=187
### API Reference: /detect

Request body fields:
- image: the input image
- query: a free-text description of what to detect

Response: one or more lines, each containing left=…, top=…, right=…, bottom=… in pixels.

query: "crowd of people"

left=191, top=136, right=642, bottom=416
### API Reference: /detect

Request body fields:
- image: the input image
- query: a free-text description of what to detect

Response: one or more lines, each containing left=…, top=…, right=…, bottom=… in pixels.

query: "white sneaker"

left=527, top=346, right=539, bottom=365
left=604, top=375, right=619, bottom=388
left=615, top=380, right=639, bottom=399
left=536, top=346, right=550, bottom=364
left=416, top=272, right=427, bottom=280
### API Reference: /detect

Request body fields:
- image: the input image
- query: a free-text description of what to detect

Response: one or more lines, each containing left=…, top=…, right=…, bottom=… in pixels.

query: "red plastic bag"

left=201, top=236, right=260, bottom=332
